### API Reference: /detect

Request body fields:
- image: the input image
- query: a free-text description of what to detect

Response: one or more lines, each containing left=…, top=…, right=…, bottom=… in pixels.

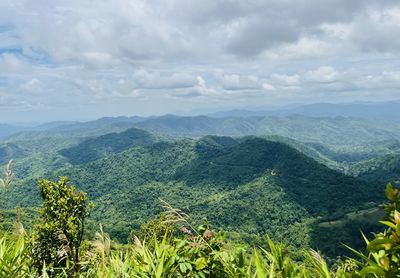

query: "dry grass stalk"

left=0, top=160, right=14, bottom=192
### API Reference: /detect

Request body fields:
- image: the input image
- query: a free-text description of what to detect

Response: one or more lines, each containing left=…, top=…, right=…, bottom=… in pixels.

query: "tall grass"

left=0, top=235, right=34, bottom=277
left=0, top=160, right=14, bottom=192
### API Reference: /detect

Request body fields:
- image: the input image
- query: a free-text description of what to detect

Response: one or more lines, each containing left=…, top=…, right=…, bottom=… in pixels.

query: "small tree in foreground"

left=31, top=176, right=92, bottom=274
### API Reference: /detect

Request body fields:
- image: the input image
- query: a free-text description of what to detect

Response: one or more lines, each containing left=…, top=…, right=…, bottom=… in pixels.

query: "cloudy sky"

left=1, top=0, right=400, bottom=122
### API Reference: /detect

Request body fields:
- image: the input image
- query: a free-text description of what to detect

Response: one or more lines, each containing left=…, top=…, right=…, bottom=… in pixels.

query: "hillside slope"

left=1, top=135, right=383, bottom=258
left=350, top=154, right=400, bottom=184
left=0, top=143, right=28, bottom=164
left=60, top=128, right=157, bottom=164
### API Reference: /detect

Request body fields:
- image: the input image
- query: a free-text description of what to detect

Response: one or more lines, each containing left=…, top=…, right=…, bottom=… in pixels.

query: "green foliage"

left=31, top=177, right=92, bottom=273
left=338, top=183, right=400, bottom=277
left=0, top=235, right=33, bottom=277
left=1, top=178, right=400, bottom=277
left=251, top=236, right=310, bottom=278
left=129, top=212, right=176, bottom=244
left=88, top=207, right=322, bottom=278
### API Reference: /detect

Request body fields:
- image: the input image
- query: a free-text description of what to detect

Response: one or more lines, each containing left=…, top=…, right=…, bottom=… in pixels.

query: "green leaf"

left=359, top=265, right=386, bottom=276
left=385, top=183, right=398, bottom=201
left=179, top=262, right=187, bottom=273
left=195, top=257, right=207, bottom=270
left=254, top=249, right=266, bottom=278
left=379, top=220, right=397, bottom=229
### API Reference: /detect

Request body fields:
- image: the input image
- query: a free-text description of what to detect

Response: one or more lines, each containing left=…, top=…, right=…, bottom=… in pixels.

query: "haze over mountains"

left=3, top=101, right=400, bottom=138
left=209, top=101, right=400, bottom=121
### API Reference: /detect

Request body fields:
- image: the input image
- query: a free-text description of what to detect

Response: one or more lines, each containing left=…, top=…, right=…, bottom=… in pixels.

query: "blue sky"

left=1, top=0, right=400, bottom=122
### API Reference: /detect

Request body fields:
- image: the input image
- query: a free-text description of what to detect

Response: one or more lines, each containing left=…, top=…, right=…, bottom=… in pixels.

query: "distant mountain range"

left=133, top=114, right=400, bottom=146
left=2, top=101, right=400, bottom=139
left=4, top=112, right=400, bottom=173
left=209, top=101, right=400, bottom=121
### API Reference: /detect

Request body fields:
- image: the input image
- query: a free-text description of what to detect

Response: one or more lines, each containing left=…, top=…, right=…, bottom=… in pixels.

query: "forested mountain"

left=6, top=116, right=145, bottom=143
left=350, top=154, right=400, bottom=184
left=0, top=117, right=149, bottom=172
left=133, top=115, right=400, bottom=146
left=0, top=143, right=28, bottom=164
left=60, top=128, right=157, bottom=164
left=1, top=114, right=397, bottom=262
left=5, top=114, right=400, bottom=177
left=1, top=134, right=384, bottom=258
left=1, top=113, right=398, bottom=194
left=46, top=116, right=145, bottom=133
left=5, top=114, right=400, bottom=146
left=3, top=113, right=400, bottom=179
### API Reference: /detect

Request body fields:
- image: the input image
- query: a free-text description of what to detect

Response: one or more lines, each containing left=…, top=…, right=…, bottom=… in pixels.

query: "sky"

left=1, top=0, right=400, bottom=122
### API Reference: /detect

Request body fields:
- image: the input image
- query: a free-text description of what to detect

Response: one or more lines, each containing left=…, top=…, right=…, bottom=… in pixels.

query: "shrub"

left=31, top=177, right=92, bottom=275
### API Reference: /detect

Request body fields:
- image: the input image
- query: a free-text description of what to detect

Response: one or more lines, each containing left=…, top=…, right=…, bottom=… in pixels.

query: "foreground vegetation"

left=1, top=160, right=400, bottom=277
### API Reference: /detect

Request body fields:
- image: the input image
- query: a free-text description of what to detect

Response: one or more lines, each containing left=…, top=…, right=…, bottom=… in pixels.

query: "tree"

left=31, top=176, right=92, bottom=274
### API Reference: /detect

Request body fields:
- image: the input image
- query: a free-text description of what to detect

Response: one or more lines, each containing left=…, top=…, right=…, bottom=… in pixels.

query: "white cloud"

left=1, top=0, right=400, bottom=121
left=0, top=53, right=32, bottom=73
left=270, top=74, right=301, bottom=86
left=195, top=76, right=218, bottom=96
left=20, top=78, right=41, bottom=92
left=214, top=71, right=264, bottom=90
left=264, top=37, right=336, bottom=60
left=350, top=7, right=400, bottom=53
left=131, top=69, right=197, bottom=89
left=262, top=83, right=275, bottom=91
left=304, top=66, right=338, bottom=83
left=2, top=0, right=399, bottom=66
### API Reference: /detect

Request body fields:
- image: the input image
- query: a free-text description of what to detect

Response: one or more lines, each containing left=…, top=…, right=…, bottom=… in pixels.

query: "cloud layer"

left=1, top=0, right=400, bottom=121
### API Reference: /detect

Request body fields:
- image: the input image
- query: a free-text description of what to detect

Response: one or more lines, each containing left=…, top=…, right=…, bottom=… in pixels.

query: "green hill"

left=4, top=115, right=400, bottom=172
left=350, top=154, right=400, bottom=184
left=0, top=143, right=28, bottom=164
left=60, top=128, right=157, bottom=164
left=2, top=135, right=383, bottom=258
